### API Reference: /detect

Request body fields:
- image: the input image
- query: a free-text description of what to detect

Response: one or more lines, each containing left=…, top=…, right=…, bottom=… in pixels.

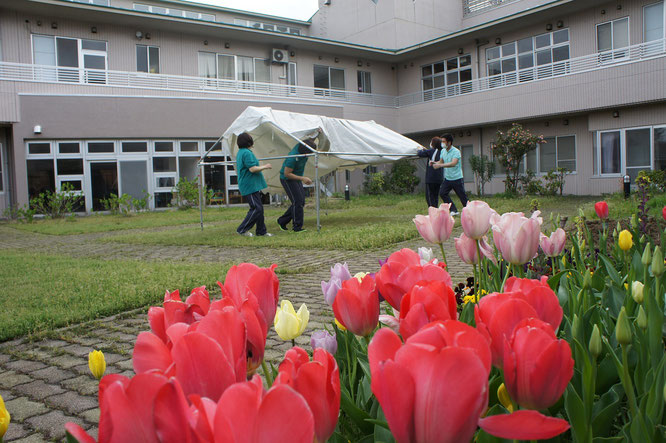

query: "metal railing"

left=463, top=0, right=515, bottom=15
left=397, top=39, right=666, bottom=107
left=0, top=38, right=663, bottom=109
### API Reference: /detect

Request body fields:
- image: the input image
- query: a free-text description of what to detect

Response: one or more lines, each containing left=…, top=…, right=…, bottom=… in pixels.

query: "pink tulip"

left=454, top=233, right=496, bottom=265
left=595, top=201, right=609, bottom=219
left=413, top=204, right=455, bottom=245
left=491, top=212, right=542, bottom=265
left=540, top=228, right=566, bottom=257
left=461, top=201, right=495, bottom=239
left=662, top=205, right=666, bottom=222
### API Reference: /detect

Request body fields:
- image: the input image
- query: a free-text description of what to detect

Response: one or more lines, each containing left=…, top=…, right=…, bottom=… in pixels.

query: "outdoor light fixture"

left=557, top=20, right=564, bottom=28
left=204, top=40, right=208, bottom=45
left=617, top=4, right=622, bottom=10
left=495, top=38, right=501, bottom=45
left=563, top=119, right=569, bottom=125
left=459, top=132, right=464, bottom=138
left=290, top=51, right=295, bottom=57
left=91, top=26, right=97, bottom=33
left=135, top=30, right=143, bottom=39
left=335, top=57, right=339, bottom=63
left=357, top=60, right=363, bottom=66
left=613, top=110, right=620, bottom=118
left=51, top=22, right=58, bottom=29
left=601, top=9, right=606, bottom=14
left=467, top=130, right=472, bottom=136
left=458, top=48, right=464, bottom=54
left=33, top=125, right=42, bottom=134
left=545, top=121, right=550, bottom=127
left=145, top=33, right=151, bottom=39
left=225, top=42, right=230, bottom=48
left=319, top=55, right=323, bottom=60
left=36, top=20, right=42, bottom=26
left=546, top=23, right=553, bottom=31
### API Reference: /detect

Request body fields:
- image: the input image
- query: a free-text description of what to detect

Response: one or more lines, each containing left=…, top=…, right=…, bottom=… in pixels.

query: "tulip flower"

left=413, top=203, right=455, bottom=244
left=88, top=350, right=106, bottom=380
left=274, top=300, right=309, bottom=341
left=632, top=281, right=644, bottom=304
left=0, top=393, right=9, bottom=441
left=478, top=410, right=570, bottom=440
left=333, top=274, right=379, bottom=337
left=454, top=233, right=495, bottom=265
left=540, top=228, right=566, bottom=257
left=589, top=324, right=602, bottom=359
left=398, top=280, right=458, bottom=339
left=220, top=263, right=280, bottom=328
left=491, top=211, right=542, bottom=265
left=310, top=330, right=337, bottom=355
left=663, top=205, right=666, bottom=222
left=375, top=248, right=452, bottom=310
left=461, top=200, right=495, bottom=239
left=615, top=307, right=632, bottom=346
left=417, top=247, right=436, bottom=264
left=321, top=263, right=352, bottom=306
left=503, top=318, right=574, bottom=410
left=594, top=201, right=609, bottom=219
left=637, top=305, right=647, bottom=330
left=618, top=229, right=633, bottom=251
left=652, top=246, right=664, bottom=277
left=274, top=347, right=340, bottom=443
left=148, top=286, right=212, bottom=343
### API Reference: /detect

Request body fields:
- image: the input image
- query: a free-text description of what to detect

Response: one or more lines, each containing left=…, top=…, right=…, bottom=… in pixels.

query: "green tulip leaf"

left=602, top=286, right=625, bottom=318
left=340, top=386, right=373, bottom=434
left=591, top=383, right=624, bottom=437
left=599, top=255, right=622, bottom=286
left=564, top=384, right=588, bottom=443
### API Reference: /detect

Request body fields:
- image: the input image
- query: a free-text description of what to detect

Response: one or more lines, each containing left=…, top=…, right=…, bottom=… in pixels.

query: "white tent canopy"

left=219, top=106, right=423, bottom=191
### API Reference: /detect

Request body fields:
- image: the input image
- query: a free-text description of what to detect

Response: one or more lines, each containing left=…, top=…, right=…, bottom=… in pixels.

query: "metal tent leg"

left=315, top=153, right=320, bottom=232
left=199, top=164, right=204, bottom=231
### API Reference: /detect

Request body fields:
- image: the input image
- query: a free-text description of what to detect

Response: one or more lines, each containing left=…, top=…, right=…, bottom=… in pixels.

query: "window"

left=32, top=35, right=107, bottom=83
left=180, top=141, right=199, bottom=152
left=87, top=141, right=114, bottom=154
left=27, top=159, right=55, bottom=201
left=73, top=0, right=110, bottom=5
left=487, top=30, right=569, bottom=83
left=234, top=19, right=300, bottom=35
left=460, top=145, right=474, bottom=183
left=28, top=142, right=51, bottom=155
left=496, top=136, right=576, bottom=176
left=644, top=2, right=664, bottom=43
left=288, top=62, right=297, bottom=90
left=357, top=71, right=371, bottom=93
left=154, top=141, right=174, bottom=152
left=597, top=18, right=629, bottom=60
left=153, top=157, right=177, bottom=172
left=314, top=65, right=345, bottom=91
left=596, top=128, right=656, bottom=180
left=133, top=3, right=215, bottom=21
left=58, top=142, right=80, bottom=154
left=137, top=45, right=159, bottom=73
left=121, top=141, right=148, bottom=153
left=57, top=159, right=84, bottom=175
left=197, top=53, right=270, bottom=83
left=599, top=131, right=621, bottom=174
left=422, top=55, right=471, bottom=99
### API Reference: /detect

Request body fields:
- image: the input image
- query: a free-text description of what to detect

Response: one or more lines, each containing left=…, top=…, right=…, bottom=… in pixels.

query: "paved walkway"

left=0, top=223, right=471, bottom=442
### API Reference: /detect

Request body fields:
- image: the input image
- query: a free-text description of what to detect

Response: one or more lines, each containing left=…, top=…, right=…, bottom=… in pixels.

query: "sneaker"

left=258, top=232, right=274, bottom=237
left=238, top=231, right=254, bottom=237
left=293, top=228, right=307, bottom=233
left=451, top=211, right=459, bottom=216
left=277, top=220, right=288, bottom=231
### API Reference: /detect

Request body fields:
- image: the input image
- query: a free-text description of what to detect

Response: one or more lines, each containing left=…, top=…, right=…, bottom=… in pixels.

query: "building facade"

left=0, top=0, right=664, bottom=213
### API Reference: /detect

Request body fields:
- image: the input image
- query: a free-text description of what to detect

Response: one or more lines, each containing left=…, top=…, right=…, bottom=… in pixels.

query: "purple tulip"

left=321, top=263, right=352, bottom=306
left=310, top=330, right=338, bottom=355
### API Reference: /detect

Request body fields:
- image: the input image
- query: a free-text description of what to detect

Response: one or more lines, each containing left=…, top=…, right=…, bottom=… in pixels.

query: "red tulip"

left=148, top=286, right=211, bottom=343
left=478, top=410, right=570, bottom=440
left=413, top=203, right=456, bottom=244
left=595, top=201, right=609, bottom=219
left=213, top=375, right=315, bottom=443
left=274, top=347, right=340, bottom=442
left=503, top=318, right=574, bottom=410
left=663, top=205, right=666, bottom=222
left=375, top=248, right=452, bottom=310
left=475, top=278, right=562, bottom=367
left=333, top=274, right=379, bottom=336
left=368, top=322, right=490, bottom=443
left=398, top=281, right=458, bottom=339
left=220, top=263, right=279, bottom=327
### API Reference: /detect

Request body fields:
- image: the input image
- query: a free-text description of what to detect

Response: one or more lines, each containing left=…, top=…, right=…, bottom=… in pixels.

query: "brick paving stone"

left=61, top=343, right=96, bottom=357
left=60, top=375, right=99, bottom=397
left=37, top=340, right=70, bottom=349
left=80, top=407, right=100, bottom=424
left=3, top=397, right=49, bottom=421
left=0, top=371, right=32, bottom=389
left=13, top=380, right=65, bottom=401
left=25, top=410, right=85, bottom=440
left=2, top=422, right=33, bottom=441
left=30, top=366, right=76, bottom=384
left=49, top=355, right=85, bottom=369
left=112, top=358, right=133, bottom=371
left=10, top=433, right=49, bottom=443
left=0, top=389, right=15, bottom=401
left=2, top=361, right=47, bottom=374
left=0, top=354, right=12, bottom=365
left=45, top=391, right=98, bottom=415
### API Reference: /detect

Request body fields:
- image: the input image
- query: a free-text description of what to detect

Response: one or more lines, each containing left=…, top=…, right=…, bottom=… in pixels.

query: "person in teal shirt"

left=432, top=133, right=468, bottom=215
left=236, top=132, right=273, bottom=237
left=277, top=138, right=316, bottom=232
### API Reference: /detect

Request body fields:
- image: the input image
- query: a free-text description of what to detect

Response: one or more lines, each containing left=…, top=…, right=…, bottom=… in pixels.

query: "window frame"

left=136, top=44, right=160, bottom=74
left=596, top=17, right=630, bottom=61
left=643, top=2, right=665, bottom=44
left=492, top=135, right=577, bottom=177
left=197, top=52, right=271, bottom=83
left=30, top=34, right=108, bottom=83
left=594, top=126, right=656, bottom=178
left=357, top=70, right=372, bottom=94
left=133, top=3, right=215, bottom=21
left=421, top=54, right=472, bottom=99
left=313, top=64, right=346, bottom=92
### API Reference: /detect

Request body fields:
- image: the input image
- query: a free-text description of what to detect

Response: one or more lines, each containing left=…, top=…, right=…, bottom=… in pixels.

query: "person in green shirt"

left=432, top=133, right=468, bottom=216
left=277, top=138, right=316, bottom=232
left=236, top=132, right=273, bottom=237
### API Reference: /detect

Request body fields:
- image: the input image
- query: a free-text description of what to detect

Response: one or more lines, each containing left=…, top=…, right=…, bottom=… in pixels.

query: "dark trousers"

left=425, top=182, right=441, bottom=208
left=277, top=178, right=305, bottom=230
left=439, top=178, right=468, bottom=213
left=237, top=191, right=267, bottom=235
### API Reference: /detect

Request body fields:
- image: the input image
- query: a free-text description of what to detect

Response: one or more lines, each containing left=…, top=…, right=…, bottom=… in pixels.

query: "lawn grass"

left=0, top=250, right=232, bottom=341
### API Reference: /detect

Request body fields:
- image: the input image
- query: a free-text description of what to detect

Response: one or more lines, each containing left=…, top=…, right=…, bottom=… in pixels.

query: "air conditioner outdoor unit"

left=271, top=48, right=289, bottom=64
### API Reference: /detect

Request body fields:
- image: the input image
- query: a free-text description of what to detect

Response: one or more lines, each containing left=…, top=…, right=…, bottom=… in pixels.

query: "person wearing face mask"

left=276, top=137, right=317, bottom=232
left=416, top=136, right=444, bottom=208
left=431, top=133, right=468, bottom=216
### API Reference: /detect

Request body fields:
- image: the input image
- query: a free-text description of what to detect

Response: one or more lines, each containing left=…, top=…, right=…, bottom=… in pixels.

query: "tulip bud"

left=580, top=239, right=586, bottom=252
left=572, top=314, right=582, bottom=340
left=631, top=214, right=638, bottom=229
left=640, top=234, right=646, bottom=244
left=589, top=325, right=602, bottom=359
left=497, top=383, right=514, bottom=413
left=615, top=307, right=632, bottom=346
left=583, top=270, right=592, bottom=289
left=0, top=393, right=9, bottom=440
left=652, top=246, right=664, bottom=277
left=642, top=243, right=652, bottom=266
left=632, top=281, right=644, bottom=304
left=618, top=230, right=633, bottom=252
left=88, top=350, right=106, bottom=380
left=637, top=306, right=647, bottom=331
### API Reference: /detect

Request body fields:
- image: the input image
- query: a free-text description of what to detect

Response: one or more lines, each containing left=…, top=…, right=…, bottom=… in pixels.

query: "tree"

left=492, top=123, right=545, bottom=195
left=469, top=154, right=495, bottom=196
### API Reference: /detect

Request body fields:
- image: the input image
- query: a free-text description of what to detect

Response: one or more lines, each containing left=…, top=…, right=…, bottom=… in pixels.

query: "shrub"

left=518, top=170, right=542, bottom=195
left=492, top=124, right=545, bottom=194
left=173, top=177, right=213, bottom=208
left=101, top=191, right=151, bottom=215
left=469, top=154, right=495, bottom=196
left=3, top=204, right=36, bottom=223
left=30, top=183, right=83, bottom=218
left=542, top=167, right=568, bottom=196
left=363, top=172, right=385, bottom=195
left=384, top=159, right=420, bottom=195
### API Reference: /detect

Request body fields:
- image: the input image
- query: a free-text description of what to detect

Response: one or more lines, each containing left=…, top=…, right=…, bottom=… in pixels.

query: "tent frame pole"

left=315, top=152, right=321, bottom=232
left=199, top=163, right=204, bottom=232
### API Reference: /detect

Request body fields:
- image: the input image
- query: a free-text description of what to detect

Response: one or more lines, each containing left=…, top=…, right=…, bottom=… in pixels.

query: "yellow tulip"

left=618, top=230, right=633, bottom=251
left=353, top=272, right=368, bottom=282
left=0, top=393, right=9, bottom=440
left=497, top=383, right=514, bottom=413
left=274, top=300, right=309, bottom=341
left=88, top=350, right=106, bottom=380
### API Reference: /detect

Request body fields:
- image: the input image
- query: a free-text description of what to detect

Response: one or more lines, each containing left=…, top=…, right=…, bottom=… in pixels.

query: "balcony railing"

left=0, top=39, right=663, bottom=109
left=397, top=39, right=666, bottom=107
left=463, top=0, right=516, bottom=16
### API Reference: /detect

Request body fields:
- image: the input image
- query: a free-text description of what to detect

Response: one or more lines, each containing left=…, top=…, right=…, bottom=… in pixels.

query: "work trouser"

left=425, top=182, right=442, bottom=208
left=237, top=191, right=267, bottom=235
left=439, top=178, right=468, bottom=213
left=277, top=178, right=305, bottom=230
